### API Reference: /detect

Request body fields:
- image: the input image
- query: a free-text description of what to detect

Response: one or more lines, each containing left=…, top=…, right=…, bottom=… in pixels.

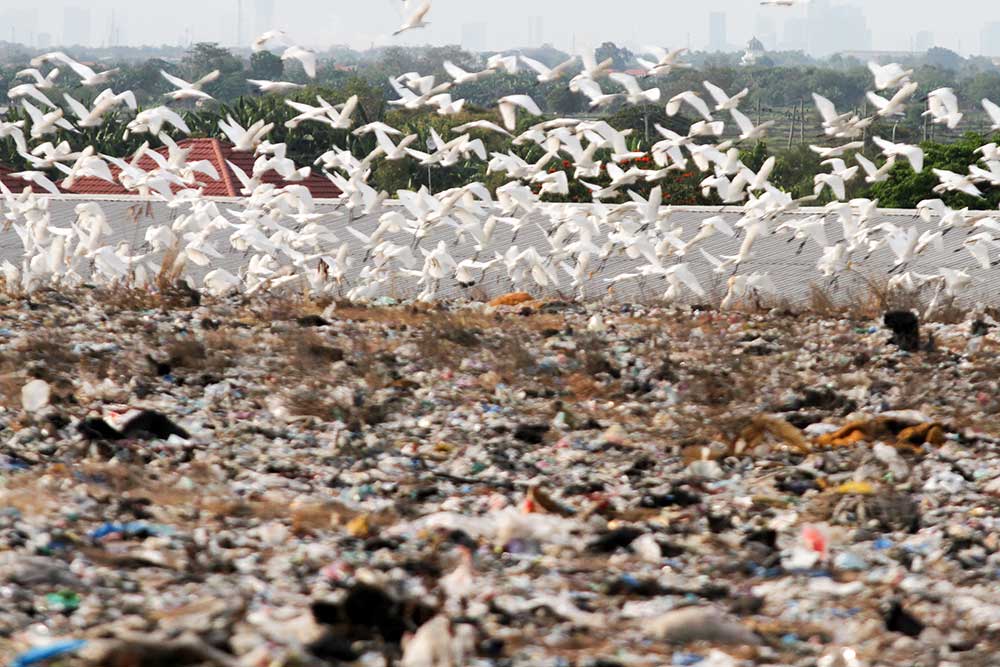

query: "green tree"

left=181, top=43, right=247, bottom=102
left=870, top=132, right=1000, bottom=208
left=924, top=47, right=963, bottom=71
left=544, top=86, right=586, bottom=115
left=595, top=42, right=635, bottom=71
left=250, top=51, right=284, bottom=80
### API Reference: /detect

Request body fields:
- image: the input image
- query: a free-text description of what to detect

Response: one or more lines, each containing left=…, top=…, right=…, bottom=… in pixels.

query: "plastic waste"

left=649, top=606, right=761, bottom=645
left=21, top=379, right=50, bottom=413
left=11, top=640, right=88, bottom=667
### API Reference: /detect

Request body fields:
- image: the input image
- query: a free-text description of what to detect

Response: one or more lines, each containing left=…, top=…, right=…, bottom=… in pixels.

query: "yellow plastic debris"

left=346, top=515, right=370, bottom=538
left=835, top=481, right=875, bottom=495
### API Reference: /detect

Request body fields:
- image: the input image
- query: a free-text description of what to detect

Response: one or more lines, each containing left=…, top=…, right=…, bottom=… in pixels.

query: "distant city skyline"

left=0, top=0, right=992, bottom=58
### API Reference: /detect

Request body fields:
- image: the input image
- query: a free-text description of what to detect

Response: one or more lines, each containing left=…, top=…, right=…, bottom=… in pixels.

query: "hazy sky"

left=1, top=0, right=996, bottom=56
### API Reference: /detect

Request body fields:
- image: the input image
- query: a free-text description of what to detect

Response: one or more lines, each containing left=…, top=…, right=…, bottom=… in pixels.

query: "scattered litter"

left=21, top=379, right=50, bottom=413
left=649, top=606, right=761, bottom=645
left=0, top=295, right=996, bottom=665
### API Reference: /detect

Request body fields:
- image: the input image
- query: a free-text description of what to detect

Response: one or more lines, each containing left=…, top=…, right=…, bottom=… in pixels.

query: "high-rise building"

left=982, top=23, right=1000, bottom=57
left=255, top=0, right=275, bottom=37
left=528, top=16, right=544, bottom=47
left=63, top=6, right=91, bottom=46
left=461, top=22, right=487, bottom=52
left=804, top=0, right=871, bottom=56
left=2, top=8, right=38, bottom=46
left=37, top=32, right=52, bottom=49
left=708, top=12, right=727, bottom=52
left=107, top=10, right=124, bottom=47
left=753, top=15, right=777, bottom=52
left=915, top=30, right=934, bottom=52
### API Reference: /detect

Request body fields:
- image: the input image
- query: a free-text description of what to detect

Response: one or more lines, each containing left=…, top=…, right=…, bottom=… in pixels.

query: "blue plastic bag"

left=12, top=640, right=87, bottom=667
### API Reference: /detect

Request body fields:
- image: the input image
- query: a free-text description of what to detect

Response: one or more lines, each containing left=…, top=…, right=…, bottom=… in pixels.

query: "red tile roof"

left=60, top=137, right=341, bottom=199
left=0, top=166, right=59, bottom=193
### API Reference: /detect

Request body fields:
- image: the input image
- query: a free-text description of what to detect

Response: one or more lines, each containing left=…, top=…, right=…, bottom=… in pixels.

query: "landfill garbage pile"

left=3, top=288, right=1000, bottom=667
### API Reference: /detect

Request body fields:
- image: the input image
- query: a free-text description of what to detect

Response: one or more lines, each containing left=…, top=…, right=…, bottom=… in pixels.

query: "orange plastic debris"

left=735, top=415, right=811, bottom=455
left=898, top=423, right=946, bottom=446
left=489, top=292, right=534, bottom=307
left=817, top=419, right=946, bottom=449
left=816, top=421, right=875, bottom=447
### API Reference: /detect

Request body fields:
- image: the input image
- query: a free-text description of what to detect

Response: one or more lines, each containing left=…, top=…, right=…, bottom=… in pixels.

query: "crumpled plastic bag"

left=21, top=379, right=50, bottom=413
left=401, top=616, right=476, bottom=667
left=648, top=605, right=762, bottom=645
left=390, top=508, right=582, bottom=548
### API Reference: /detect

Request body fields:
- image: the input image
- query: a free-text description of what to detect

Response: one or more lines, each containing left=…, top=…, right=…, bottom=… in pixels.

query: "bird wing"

left=573, top=78, right=603, bottom=102
left=550, top=56, right=579, bottom=78
left=160, top=70, right=192, bottom=89
left=497, top=102, right=517, bottom=132
left=218, top=116, right=244, bottom=145
left=62, top=94, right=90, bottom=121
left=412, top=0, right=432, bottom=21
left=900, top=144, right=924, bottom=172
left=335, top=95, right=359, bottom=126
left=866, top=91, right=890, bottom=110
left=118, top=90, right=137, bottom=110
left=12, top=85, right=56, bottom=109
left=505, top=94, right=542, bottom=116
left=703, top=80, right=728, bottom=106
left=374, top=129, right=399, bottom=154
left=867, top=61, right=887, bottom=88
left=519, top=56, right=550, bottom=77
left=442, top=60, right=468, bottom=81
left=194, top=70, right=221, bottom=88
left=824, top=158, right=848, bottom=172
left=668, top=264, right=705, bottom=296
left=872, top=136, right=893, bottom=153
left=983, top=98, right=1000, bottom=125
left=283, top=47, right=317, bottom=78
left=15, top=68, right=43, bottom=84
left=59, top=56, right=95, bottom=80
left=855, top=153, right=877, bottom=177
left=888, top=82, right=918, bottom=107
left=812, top=93, right=837, bottom=123
left=609, top=73, right=641, bottom=96
left=729, top=108, right=754, bottom=135
left=686, top=93, right=712, bottom=121
left=966, top=240, right=993, bottom=269
left=157, top=106, right=191, bottom=134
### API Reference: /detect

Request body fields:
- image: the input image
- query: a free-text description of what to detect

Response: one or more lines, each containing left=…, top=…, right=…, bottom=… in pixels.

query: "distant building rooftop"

left=61, top=137, right=341, bottom=199
left=741, top=37, right=766, bottom=66
left=0, top=166, right=54, bottom=193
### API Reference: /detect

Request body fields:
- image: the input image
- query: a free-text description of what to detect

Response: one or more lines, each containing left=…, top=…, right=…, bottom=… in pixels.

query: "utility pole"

left=861, top=99, right=868, bottom=143
left=799, top=100, right=805, bottom=145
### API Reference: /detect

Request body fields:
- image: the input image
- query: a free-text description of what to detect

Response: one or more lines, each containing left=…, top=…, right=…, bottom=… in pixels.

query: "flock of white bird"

left=0, top=0, right=998, bottom=310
